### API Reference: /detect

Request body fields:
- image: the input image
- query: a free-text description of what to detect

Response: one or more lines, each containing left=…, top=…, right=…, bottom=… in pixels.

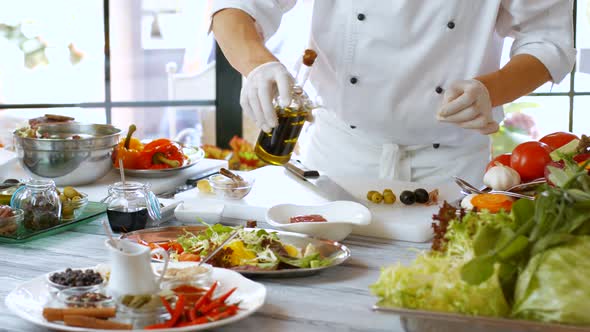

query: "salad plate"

left=117, top=146, right=205, bottom=178
left=5, top=265, right=266, bottom=332
left=121, top=225, right=352, bottom=277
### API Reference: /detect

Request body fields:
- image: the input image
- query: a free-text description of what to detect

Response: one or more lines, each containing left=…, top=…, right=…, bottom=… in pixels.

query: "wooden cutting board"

left=175, top=165, right=461, bottom=242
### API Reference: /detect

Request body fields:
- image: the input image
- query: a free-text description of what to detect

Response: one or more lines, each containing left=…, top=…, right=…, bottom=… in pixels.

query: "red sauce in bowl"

left=289, top=214, right=327, bottom=223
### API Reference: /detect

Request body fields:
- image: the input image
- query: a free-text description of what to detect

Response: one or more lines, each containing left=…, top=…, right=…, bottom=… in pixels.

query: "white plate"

left=5, top=265, right=266, bottom=332
left=266, top=201, right=372, bottom=241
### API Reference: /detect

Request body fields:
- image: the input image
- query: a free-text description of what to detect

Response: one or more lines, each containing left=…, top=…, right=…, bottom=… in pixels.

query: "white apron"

left=299, top=110, right=490, bottom=187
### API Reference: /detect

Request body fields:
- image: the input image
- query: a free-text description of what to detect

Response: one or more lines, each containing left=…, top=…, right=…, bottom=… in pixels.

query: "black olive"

left=414, top=188, right=429, bottom=204
left=400, top=191, right=416, bottom=205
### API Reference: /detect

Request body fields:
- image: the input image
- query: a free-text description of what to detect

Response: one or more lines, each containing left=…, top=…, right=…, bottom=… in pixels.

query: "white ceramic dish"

left=174, top=201, right=224, bottom=224
left=6, top=264, right=267, bottom=332
left=266, top=201, right=372, bottom=241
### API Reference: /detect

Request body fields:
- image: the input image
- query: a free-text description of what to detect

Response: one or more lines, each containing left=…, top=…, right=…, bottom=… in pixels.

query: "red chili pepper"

left=190, top=282, right=218, bottom=319
left=208, top=307, right=239, bottom=321
left=160, top=296, right=174, bottom=315
left=163, top=294, right=185, bottom=328
left=144, top=322, right=168, bottom=329
left=206, top=304, right=239, bottom=316
left=176, top=316, right=210, bottom=327
left=199, top=288, right=237, bottom=315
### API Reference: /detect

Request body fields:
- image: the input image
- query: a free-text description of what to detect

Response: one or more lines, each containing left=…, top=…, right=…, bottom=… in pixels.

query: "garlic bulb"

left=483, top=163, right=521, bottom=191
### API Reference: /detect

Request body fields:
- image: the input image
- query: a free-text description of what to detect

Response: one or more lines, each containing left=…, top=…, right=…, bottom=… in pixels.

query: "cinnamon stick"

left=43, top=307, right=116, bottom=322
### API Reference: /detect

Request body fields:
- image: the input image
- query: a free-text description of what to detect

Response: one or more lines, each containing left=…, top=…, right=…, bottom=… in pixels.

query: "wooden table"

left=0, top=217, right=429, bottom=332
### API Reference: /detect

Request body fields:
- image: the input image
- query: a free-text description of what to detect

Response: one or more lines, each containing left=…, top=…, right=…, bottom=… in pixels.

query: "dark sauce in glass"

left=106, top=208, right=148, bottom=233
left=254, top=106, right=308, bottom=165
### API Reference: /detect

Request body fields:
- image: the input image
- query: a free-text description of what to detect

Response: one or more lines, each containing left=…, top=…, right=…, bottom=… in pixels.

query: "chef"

left=210, top=1, right=575, bottom=185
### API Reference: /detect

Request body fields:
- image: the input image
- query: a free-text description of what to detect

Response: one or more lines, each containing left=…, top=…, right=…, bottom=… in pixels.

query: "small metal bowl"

left=13, top=123, right=121, bottom=186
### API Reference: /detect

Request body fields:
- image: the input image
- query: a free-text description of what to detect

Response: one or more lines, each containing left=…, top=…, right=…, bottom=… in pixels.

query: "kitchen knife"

left=285, top=160, right=365, bottom=205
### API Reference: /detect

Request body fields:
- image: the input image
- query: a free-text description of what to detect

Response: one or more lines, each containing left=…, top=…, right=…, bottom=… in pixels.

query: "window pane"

left=109, top=0, right=215, bottom=102
left=573, top=96, right=590, bottom=136
left=500, top=38, right=570, bottom=93
left=0, top=0, right=105, bottom=104
left=0, top=108, right=106, bottom=148
left=110, top=106, right=215, bottom=146
left=575, top=0, right=590, bottom=92
left=493, top=97, right=570, bottom=156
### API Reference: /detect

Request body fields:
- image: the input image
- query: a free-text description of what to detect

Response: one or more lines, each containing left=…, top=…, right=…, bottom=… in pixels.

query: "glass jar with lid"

left=10, top=179, right=62, bottom=232
left=102, top=181, right=161, bottom=233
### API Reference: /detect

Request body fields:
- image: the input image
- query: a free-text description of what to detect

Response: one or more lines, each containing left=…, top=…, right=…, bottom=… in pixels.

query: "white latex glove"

left=437, top=79, right=499, bottom=135
left=241, top=61, right=294, bottom=132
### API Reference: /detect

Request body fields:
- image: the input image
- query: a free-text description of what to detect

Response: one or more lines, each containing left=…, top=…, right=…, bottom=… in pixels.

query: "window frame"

left=0, top=0, right=242, bottom=148
left=0, top=0, right=587, bottom=141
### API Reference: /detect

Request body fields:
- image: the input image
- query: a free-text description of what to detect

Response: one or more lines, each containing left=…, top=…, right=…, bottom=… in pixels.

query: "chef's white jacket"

left=211, top=0, right=575, bottom=146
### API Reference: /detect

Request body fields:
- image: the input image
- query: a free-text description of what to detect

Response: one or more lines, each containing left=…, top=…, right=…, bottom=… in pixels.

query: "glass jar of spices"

left=10, top=179, right=62, bottom=232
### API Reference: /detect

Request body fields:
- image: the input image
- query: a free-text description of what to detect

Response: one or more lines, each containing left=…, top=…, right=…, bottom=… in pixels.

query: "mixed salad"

left=371, top=155, right=590, bottom=325
left=142, top=223, right=333, bottom=271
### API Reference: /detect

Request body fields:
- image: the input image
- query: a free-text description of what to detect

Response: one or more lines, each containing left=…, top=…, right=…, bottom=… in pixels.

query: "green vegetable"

left=512, top=236, right=590, bottom=324
left=461, top=158, right=590, bottom=295
left=175, top=221, right=332, bottom=270
left=549, top=138, right=579, bottom=161
left=370, top=253, right=509, bottom=317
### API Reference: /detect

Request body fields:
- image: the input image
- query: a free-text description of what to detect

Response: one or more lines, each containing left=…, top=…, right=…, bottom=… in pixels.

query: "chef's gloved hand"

left=241, top=62, right=294, bottom=132
left=437, top=79, right=499, bottom=135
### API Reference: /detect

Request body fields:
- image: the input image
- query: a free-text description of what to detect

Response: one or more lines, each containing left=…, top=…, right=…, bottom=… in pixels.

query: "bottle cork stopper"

left=302, top=49, right=317, bottom=67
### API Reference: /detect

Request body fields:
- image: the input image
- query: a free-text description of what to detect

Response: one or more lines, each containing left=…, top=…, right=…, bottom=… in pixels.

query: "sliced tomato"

left=486, top=153, right=512, bottom=171
left=539, top=132, right=578, bottom=151
left=178, top=252, right=201, bottom=262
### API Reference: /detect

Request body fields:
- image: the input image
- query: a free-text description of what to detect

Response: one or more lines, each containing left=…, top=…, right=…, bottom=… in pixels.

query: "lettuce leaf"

left=370, top=252, right=509, bottom=317
left=512, top=236, right=590, bottom=324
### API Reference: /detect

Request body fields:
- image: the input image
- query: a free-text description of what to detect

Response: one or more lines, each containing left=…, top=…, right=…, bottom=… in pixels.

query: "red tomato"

left=574, top=153, right=590, bottom=163
left=510, top=141, right=552, bottom=182
left=486, top=153, right=512, bottom=171
left=539, top=132, right=578, bottom=151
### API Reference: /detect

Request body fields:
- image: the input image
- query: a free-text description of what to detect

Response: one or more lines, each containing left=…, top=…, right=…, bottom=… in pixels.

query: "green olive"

left=63, top=186, right=80, bottom=199
left=383, top=193, right=396, bottom=204
left=370, top=192, right=384, bottom=204
left=383, top=189, right=394, bottom=196
left=367, top=190, right=379, bottom=201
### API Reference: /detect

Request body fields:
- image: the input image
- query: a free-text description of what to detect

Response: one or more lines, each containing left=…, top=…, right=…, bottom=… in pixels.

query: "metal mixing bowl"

left=14, top=123, right=121, bottom=186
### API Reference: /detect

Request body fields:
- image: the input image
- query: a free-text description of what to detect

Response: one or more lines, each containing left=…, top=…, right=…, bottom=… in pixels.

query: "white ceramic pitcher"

left=105, top=239, right=169, bottom=298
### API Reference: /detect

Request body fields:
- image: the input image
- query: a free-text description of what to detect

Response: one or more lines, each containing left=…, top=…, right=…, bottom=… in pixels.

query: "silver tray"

left=116, top=145, right=204, bottom=178
left=373, top=305, right=590, bottom=332
left=120, top=225, right=351, bottom=277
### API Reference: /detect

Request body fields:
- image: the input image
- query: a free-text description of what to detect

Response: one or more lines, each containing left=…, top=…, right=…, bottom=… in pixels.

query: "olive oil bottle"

left=254, top=50, right=317, bottom=165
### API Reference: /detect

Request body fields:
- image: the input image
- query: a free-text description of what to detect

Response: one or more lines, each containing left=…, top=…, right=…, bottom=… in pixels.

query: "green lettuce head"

left=512, top=236, right=590, bottom=324
left=370, top=252, right=510, bottom=317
